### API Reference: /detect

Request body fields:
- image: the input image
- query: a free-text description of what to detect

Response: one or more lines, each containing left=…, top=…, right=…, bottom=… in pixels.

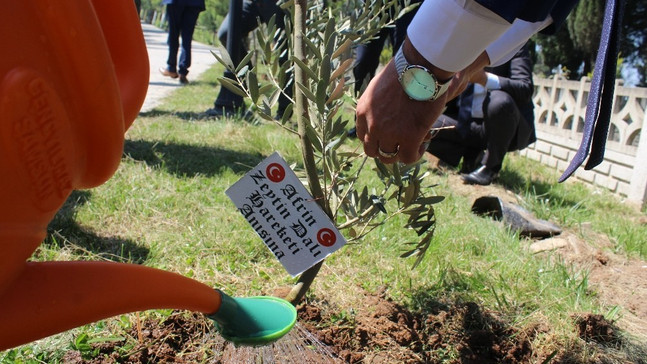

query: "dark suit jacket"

left=485, top=44, right=536, bottom=151
left=444, top=44, right=535, bottom=152
left=474, top=0, right=579, bottom=34
left=163, top=0, right=205, bottom=10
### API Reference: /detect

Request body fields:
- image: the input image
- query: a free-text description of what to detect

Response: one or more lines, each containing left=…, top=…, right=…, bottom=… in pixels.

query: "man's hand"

left=446, top=51, right=491, bottom=100
left=355, top=60, right=448, bottom=164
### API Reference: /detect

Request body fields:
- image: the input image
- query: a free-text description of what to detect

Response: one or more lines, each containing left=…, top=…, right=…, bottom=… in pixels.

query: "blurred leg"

left=212, top=1, right=259, bottom=112
left=165, top=4, right=181, bottom=73
left=178, top=6, right=201, bottom=76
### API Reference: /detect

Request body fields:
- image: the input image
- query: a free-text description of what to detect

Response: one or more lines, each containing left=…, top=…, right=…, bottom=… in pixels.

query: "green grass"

left=3, top=64, right=646, bottom=362
left=499, top=156, right=647, bottom=259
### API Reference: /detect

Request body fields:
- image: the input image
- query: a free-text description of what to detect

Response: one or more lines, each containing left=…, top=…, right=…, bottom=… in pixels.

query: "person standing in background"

left=348, top=0, right=422, bottom=137
left=203, top=0, right=290, bottom=119
left=353, top=0, right=422, bottom=95
left=159, top=0, right=206, bottom=84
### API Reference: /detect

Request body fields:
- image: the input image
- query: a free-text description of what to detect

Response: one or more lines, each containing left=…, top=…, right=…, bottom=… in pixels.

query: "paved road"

left=139, top=23, right=218, bottom=112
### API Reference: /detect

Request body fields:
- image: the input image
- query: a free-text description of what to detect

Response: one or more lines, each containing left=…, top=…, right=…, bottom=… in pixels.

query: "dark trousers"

left=166, top=4, right=202, bottom=76
left=214, top=0, right=291, bottom=115
left=352, top=0, right=421, bottom=94
left=427, top=90, right=524, bottom=173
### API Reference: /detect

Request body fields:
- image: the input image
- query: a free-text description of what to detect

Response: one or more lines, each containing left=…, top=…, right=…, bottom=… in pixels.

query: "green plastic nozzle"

left=208, top=290, right=297, bottom=345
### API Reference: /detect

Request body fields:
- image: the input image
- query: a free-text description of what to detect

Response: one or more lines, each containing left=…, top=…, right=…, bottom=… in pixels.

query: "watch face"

left=401, top=66, right=437, bottom=101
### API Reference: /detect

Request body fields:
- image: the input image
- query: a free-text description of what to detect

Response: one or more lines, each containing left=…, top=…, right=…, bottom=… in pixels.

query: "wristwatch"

left=394, top=45, right=452, bottom=101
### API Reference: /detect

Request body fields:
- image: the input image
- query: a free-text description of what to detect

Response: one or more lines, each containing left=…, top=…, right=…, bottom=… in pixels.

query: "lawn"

left=3, top=64, right=646, bottom=363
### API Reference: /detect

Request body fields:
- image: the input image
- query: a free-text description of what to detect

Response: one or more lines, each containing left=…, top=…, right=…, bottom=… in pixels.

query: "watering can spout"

left=0, top=261, right=297, bottom=351
left=0, top=262, right=222, bottom=351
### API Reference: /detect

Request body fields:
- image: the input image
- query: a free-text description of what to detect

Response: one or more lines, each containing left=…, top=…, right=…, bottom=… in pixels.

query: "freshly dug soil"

left=60, top=289, right=644, bottom=363
left=297, top=289, right=535, bottom=364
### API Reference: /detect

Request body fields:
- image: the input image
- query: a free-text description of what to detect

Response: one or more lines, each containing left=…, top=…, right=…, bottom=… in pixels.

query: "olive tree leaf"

left=332, top=38, right=352, bottom=60
left=247, top=71, right=259, bottom=103
left=258, top=84, right=275, bottom=96
left=293, top=56, right=318, bottom=80
left=303, top=36, right=322, bottom=61
left=305, top=123, right=323, bottom=153
left=217, top=77, right=247, bottom=98
left=330, top=58, right=354, bottom=83
left=323, top=17, right=336, bottom=47
left=316, top=79, right=327, bottom=113
left=236, top=65, right=249, bottom=78
left=296, top=82, right=317, bottom=103
left=319, top=54, right=331, bottom=85
left=326, top=77, right=346, bottom=104
left=416, top=196, right=446, bottom=205
left=236, top=51, right=255, bottom=74
left=211, top=47, right=234, bottom=70
left=371, top=195, right=387, bottom=214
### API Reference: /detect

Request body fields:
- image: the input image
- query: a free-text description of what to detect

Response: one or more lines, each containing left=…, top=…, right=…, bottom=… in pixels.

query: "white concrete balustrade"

left=520, top=75, right=647, bottom=207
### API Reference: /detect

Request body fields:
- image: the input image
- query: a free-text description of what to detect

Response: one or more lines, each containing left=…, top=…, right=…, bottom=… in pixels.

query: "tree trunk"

left=285, top=0, right=327, bottom=305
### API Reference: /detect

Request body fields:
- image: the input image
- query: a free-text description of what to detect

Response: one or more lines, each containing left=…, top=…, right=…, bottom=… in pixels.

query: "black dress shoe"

left=459, top=150, right=485, bottom=174
left=461, top=165, right=497, bottom=185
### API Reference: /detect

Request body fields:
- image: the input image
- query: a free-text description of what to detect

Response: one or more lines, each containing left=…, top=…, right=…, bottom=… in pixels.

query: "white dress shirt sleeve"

left=485, top=16, right=553, bottom=66
left=407, top=0, right=511, bottom=72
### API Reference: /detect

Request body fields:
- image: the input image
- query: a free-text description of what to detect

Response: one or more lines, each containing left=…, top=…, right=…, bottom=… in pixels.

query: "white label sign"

left=226, top=152, right=346, bottom=276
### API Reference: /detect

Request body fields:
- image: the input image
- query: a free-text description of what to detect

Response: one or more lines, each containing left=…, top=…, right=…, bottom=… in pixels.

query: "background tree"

left=534, top=0, right=647, bottom=86
left=566, top=0, right=604, bottom=77
left=198, top=0, right=230, bottom=44
left=533, top=25, right=585, bottom=78
left=621, top=0, right=647, bottom=85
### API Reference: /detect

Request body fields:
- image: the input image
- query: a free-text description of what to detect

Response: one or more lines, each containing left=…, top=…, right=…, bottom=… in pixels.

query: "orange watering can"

left=0, top=0, right=295, bottom=351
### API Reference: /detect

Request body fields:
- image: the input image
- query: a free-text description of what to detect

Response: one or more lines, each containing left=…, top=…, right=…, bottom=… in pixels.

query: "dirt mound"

left=298, top=289, right=535, bottom=363
left=576, top=313, right=620, bottom=345
left=536, top=229, right=647, bottom=342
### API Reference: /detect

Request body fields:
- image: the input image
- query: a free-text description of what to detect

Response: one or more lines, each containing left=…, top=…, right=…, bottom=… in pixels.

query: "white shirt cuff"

left=471, top=83, right=487, bottom=118
left=486, top=16, right=553, bottom=66
left=407, top=0, right=510, bottom=72
left=485, top=73, right=500, bottom=89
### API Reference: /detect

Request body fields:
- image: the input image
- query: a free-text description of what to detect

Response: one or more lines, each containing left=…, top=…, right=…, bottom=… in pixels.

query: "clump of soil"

left=63, top=312, right=219, bottom=363
left=575, top=313, right=619, bottom=345
left=298, top=288, right=535, bottom=364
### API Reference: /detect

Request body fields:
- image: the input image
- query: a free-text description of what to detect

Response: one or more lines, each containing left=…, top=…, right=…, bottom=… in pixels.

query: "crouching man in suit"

left=427, top=43, right=535, bottom=185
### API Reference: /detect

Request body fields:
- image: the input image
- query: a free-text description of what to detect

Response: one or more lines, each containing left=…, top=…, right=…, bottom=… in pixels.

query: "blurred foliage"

left=533, top=0, right=646, bottom=86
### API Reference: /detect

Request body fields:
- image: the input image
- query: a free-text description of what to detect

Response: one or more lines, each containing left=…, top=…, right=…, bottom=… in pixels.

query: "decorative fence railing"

left=520, top=75, right=647, bottom=207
